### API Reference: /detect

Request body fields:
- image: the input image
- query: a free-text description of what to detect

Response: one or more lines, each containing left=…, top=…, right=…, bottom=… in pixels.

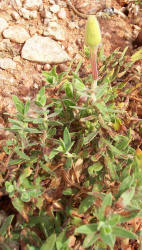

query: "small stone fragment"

left=0, top=18, right=8, bottom=34
left=43, top=22, right=65, bottom=41
left=50, top=4, right=60, bottom=13
left=44, top=64, right=51, bottom=71
left=24, top=0, right=43, bottom=10
left=30, top=10, right=37, bottom=19
left=19, top=8, right=30, bottom=19
left=0, top=39, right=11, bottom=51
left=0, top=58, right=16, bottom=70
left=11, top=11, right=20, bottom=20
left=10, top=0, right=22, bottom=10
left=3, top=26, right=30, bottom=43
left=58, top=8, right=66, bottom=19
left=21, top=35, right=70, bottom=64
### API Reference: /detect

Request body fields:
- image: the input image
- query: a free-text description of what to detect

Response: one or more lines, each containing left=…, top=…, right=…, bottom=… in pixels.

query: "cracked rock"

left=3, top=26, right=30, bottom=43
left=0, top=58, right=16, bottom=70
left=0, top=18, right=8, bottom=34
left=21, top=35, right=70, bottom=64
left=24, top=0, right=43, bottom=10
left=43, top=22, right=65, bottom=41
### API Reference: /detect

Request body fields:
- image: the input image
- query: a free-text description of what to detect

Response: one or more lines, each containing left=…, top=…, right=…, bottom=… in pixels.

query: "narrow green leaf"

left=12, top=95, right=24, bottom=114
left=40, top=233, right=56, bottom=250
left=100, top=227, right=115, bottom=248
left=119, top=186, right=135, bottom=207
left=98, top=193, right=112, bottom=220
left=83, top=131, right=98, bottom=145
left=24, top=100, right=30, bottom=114
left=112, top=226, right=137, bottom=239
left=83, top=233, right=98, bottom=248
left=75, top=223, right=98, bottom=234
left=0, top=215, right=14, bottom=236
left=63, top=127, right=71, bottom=149
left=79, top=195, right=95, bottom=213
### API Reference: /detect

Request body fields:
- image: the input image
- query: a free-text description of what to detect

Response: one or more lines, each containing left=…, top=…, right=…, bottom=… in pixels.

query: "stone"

left=0, top=18, right=8, bottom=34
left=21, top=35, right=70, bottom=64
left=30, top=10, right=37, bottom=19
left=58, top=8, right=66, bottom=19
left=44, top=64, right=51, bottom=71
left=10, top=0, right=22, bottom=10
left=0, top=39, right=11, bottom=51
left=43, top=22, right=65, bottom=41
left=0, top=58, right=16, bottom=70
left=11, top=11, right=20, bottom=20
left=3, top=26, right=30, bottom=43
left=19, top=8, right=30, bottom=19
left=24, top=0, right=43, bottom=10
left=50, top=4, right=60, bottom=13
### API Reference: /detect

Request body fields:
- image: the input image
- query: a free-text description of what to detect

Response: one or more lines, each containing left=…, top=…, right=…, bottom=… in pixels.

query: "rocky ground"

left=0, top=0, right=142, bottom=126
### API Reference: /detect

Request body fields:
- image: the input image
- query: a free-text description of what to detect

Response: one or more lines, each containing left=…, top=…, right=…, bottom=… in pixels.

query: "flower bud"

left=85, top=15, right=101, bottom=49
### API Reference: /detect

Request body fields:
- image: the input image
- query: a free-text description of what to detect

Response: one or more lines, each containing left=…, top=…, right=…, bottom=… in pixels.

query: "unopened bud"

left=85, top=15, right=101, bottom=49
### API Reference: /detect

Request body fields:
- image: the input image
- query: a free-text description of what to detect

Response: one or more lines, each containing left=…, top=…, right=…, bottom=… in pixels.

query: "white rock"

left=11, top=11, right=20, bottom=20
left=44, top=64, right=51, bottom=71
left=3, top=26, right=30, bottom=43
left=0, top=58, right=16, bottom=70
left=43, top=22, right=65, bottom=41
left=10, top=0, right=22, bottom=10
left=0, top=39, right=11, bottom=51
left=58, top=8, right=66, bottom=19
left=49, top=0, right=55, bottom=4
left=0, top=18, right=8, bottom=34
left=24, top=0, right=43, bottom=10
left=21, top=35, right=70, bottom=64
left=50, top=4, right=60, bottom=13
left=42, top=8, right=52, bottom=19
left=30, top=10, right=37, bottom=19
left=19, top=8, right=30, bottom=19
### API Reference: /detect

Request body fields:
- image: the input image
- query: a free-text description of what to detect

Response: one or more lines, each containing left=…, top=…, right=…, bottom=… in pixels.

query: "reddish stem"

left=90, top=49, right=98, bottom=80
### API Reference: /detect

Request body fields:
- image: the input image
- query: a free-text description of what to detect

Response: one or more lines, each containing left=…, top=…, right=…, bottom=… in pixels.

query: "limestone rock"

left=0, top=58, right=16, bottom=70
left=10, top=0, right=22, bottom=10
left=3, top=26, right=30, bottom=43
left=24, top=0, right=43, bottom=10
left=50, top=4, right=60, bottom=13
left=58, top=8, right=66, bottom=19
left=0, top=18, right=8, bottom=34
left=21, top=35, right=70, bottom=64
left=43, top=22, right=65, bottom=41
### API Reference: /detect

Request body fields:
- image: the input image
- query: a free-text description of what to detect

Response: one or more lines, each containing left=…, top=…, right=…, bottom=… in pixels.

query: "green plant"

left=1, top=17, right=142, bottom=250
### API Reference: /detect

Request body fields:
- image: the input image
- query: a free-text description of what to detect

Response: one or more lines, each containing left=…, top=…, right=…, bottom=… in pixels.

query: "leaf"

left=79, top=195, right=95, bottom=213
left=83, top=131, right=98, bottom=145
left=40, top=233, right=56, bottom=250
left=118, top=176, right=134, bottom=197
left=119, top=186, right=135, bottom=207
left=88, top=162, right=103, bottom=176
left=103, top=138, right=129, bottom=159
left=98, top=193, right=112, bottom=220
left=9, top=159, right=24, bottom=165
left=12, top=198, right=24, bottom=213
left=19, top=167, right=32, bottom=184
left=24, top=100, right=30, bottom=114
left=131, top=49, right=142, bottom=62
left=63, top=127, right=71, bottom=149
left=100, top=226, right=115, bottom=248
left=15, top=147, right=30, bottom=161
left=12, top=95, right=24, bottom=114
left=75, top=223, right=98, bottom=234
left=56, top=231, right=68, bottom=250
left=73, top=79, right=86, bottom=91
left=83, top=233, right=98, bottom=248
left=112, top=226, right=137, bottom=239
left=0, top=215, right=14, bottom=236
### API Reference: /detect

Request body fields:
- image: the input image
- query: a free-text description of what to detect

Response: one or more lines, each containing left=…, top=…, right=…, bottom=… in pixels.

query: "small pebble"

left=58, top=8, right=66, bottom=19
left=11, top=11, right=20, bottom=20
left=50, top=4, right=60, bottom=13
left=44, top=64, right=51, bottom=71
